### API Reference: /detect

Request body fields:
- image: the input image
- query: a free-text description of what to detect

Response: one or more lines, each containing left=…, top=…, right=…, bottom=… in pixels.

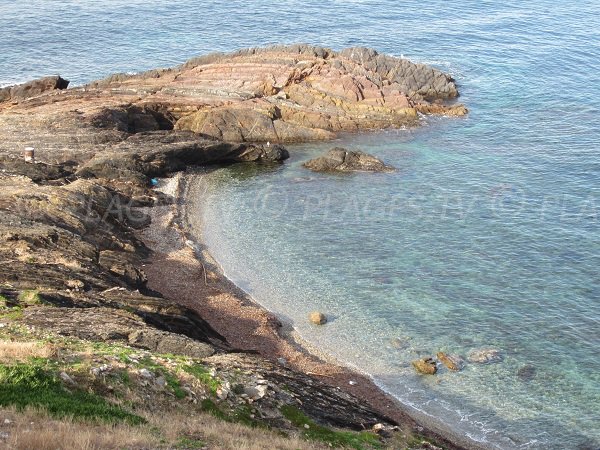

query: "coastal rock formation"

left=0, top=45, right=466, bottom=161
left=436, top=352, right=464, bottom=371
left=412, top=358, right=437, bottom=375
left=0, top=173, right=228, bottom=353
left=303, top=147, right=396, bottom=173
left=0, top=75, right=69, bottom=103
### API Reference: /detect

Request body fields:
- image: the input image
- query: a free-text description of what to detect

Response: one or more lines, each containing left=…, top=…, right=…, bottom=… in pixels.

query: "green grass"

left=175, top=436, right=206, bottom=449
left=281, top=405, right=381, bottom=450
left=0, top=307, right=23, bottom=320
left=138, top=357, right=186, bottom=399
left=90, top=341, right=134, bottom=362
left=17, top=290, right=43, bottom=305
left=182, top=363, right=221, bottom=395
left=0, top=364, right=144, bottom=425
left=200, top=398, right=228, bottom=421
left=199, top=399, right=263, bottom=429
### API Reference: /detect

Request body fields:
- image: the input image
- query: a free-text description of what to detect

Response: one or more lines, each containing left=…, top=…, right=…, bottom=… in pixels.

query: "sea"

left=1, top=1, right=598, bottom=449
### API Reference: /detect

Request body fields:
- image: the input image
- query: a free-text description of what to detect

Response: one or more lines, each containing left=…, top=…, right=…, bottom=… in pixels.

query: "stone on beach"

left=412, top=357, right=437, bottom=375
left=309, top=311, right=327, bottom=325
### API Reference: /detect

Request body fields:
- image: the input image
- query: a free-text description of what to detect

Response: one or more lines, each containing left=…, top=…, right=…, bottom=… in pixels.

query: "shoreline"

left=138, top=170, right=489, bottom=450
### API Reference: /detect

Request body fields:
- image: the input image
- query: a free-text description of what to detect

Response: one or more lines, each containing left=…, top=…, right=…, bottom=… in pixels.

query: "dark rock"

left=303, top=147, right=396, bottom=173
left=0, top=156, right=74, bottom=183
left=128, top=329, right=215, bottom=358
left=0, top=76, right=69, bottom=103
left=517, top=365, right=536, bottom=382
left=76, top=132, right=289, bottom=185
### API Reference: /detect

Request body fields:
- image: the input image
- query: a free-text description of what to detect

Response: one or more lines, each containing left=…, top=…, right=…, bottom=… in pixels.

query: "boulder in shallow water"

left=412, top=357, right=437, bottom=375
left=436, top=352, right=464, bottom=371
left=517, top=364, right=536, bottom=381
left=308, top=311, right=327, bottom=325
left=467, top=348, right=502, bottom=364
left=303, top=147, right=396, bottom=173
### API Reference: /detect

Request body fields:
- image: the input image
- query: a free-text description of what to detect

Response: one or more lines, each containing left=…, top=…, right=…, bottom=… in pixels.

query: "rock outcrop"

left=0, top=75, right=69, bottom=103
left=436, top=352, right=464, bottom=371
left=303, top=147, right=395, bottom=173
left=0, top=173, right=228, bottom=354
left=0, top=45, right=465, bottom=162
left=412, top=358, right=438, bottom=375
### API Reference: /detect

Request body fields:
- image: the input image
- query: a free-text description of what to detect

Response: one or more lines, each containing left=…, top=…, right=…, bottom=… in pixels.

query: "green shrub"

left=0, top=364, right=144, bottom=425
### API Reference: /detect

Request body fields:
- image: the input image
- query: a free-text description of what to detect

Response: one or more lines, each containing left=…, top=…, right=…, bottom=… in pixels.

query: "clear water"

left=1, top=1, right=599, bottom=448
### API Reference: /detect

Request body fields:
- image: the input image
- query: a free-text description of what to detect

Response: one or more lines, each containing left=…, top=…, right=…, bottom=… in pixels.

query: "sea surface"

left=1, top=1, right=599, bottom=449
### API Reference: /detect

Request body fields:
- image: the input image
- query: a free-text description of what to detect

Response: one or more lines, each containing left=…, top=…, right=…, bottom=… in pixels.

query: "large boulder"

left=303, top=147, right=395, bottom=173
left=0, top=76, right=69, bottom=103
left=412, top=357, right=437, bottom=375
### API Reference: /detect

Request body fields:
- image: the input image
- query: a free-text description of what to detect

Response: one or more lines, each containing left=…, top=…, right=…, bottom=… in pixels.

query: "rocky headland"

left=0, top=45, right=472, bottom=449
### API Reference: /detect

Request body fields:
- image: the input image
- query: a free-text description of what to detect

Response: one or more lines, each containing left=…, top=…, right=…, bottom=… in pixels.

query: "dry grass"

left=0, top=407, right=329, bottom=450
left=0, top=408, right=155, bottom=450
left=0, top=341, right=56, bottom=362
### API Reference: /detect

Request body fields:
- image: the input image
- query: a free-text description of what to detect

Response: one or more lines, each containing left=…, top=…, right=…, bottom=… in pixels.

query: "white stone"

left=138, top=368, right=153, bottom=378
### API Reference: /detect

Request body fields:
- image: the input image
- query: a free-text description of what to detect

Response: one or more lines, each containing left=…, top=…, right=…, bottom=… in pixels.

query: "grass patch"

left=175, top=436, right=206, bottom=449
left=281, top=405, right=381, bottom=450
left=18, top=290, right=43, bottom=305
left=182, top=363, right=220, bottom=394
left=138, top=356, right=186, bottom=399
left=199, top=399, right=262, bottom=428
left=90, top=341, right=134, bottom=362
left=0, top=364, right=144, bottom=425
left=200, top=398, right=228, bottom=421
left=0, top=307, right=23, bottom=321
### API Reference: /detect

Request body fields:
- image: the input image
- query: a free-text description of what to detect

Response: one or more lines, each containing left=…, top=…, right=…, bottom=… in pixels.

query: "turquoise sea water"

left=1, top=1, right=599, bottom=448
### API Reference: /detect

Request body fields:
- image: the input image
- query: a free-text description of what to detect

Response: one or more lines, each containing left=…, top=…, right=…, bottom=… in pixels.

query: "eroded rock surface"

left=0, top=45, right=466, bottom=160
left=303, top=147, right=395, bottom=173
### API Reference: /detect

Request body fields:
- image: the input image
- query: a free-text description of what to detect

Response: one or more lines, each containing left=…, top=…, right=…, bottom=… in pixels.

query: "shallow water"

left=2, top=1, right=599, bottom=448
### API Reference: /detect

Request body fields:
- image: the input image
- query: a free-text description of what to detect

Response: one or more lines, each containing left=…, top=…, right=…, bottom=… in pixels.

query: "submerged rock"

left=303, top=148, right=396, bottom=173
left=467, top=348, right=503, bottom=364
left=308, top=311, right=327, bottom=325
left=412, top=357, right=437, bottom=375
left=517, top=364, right=537, bottom=381
left=436, top=352, right=464, bottom=371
